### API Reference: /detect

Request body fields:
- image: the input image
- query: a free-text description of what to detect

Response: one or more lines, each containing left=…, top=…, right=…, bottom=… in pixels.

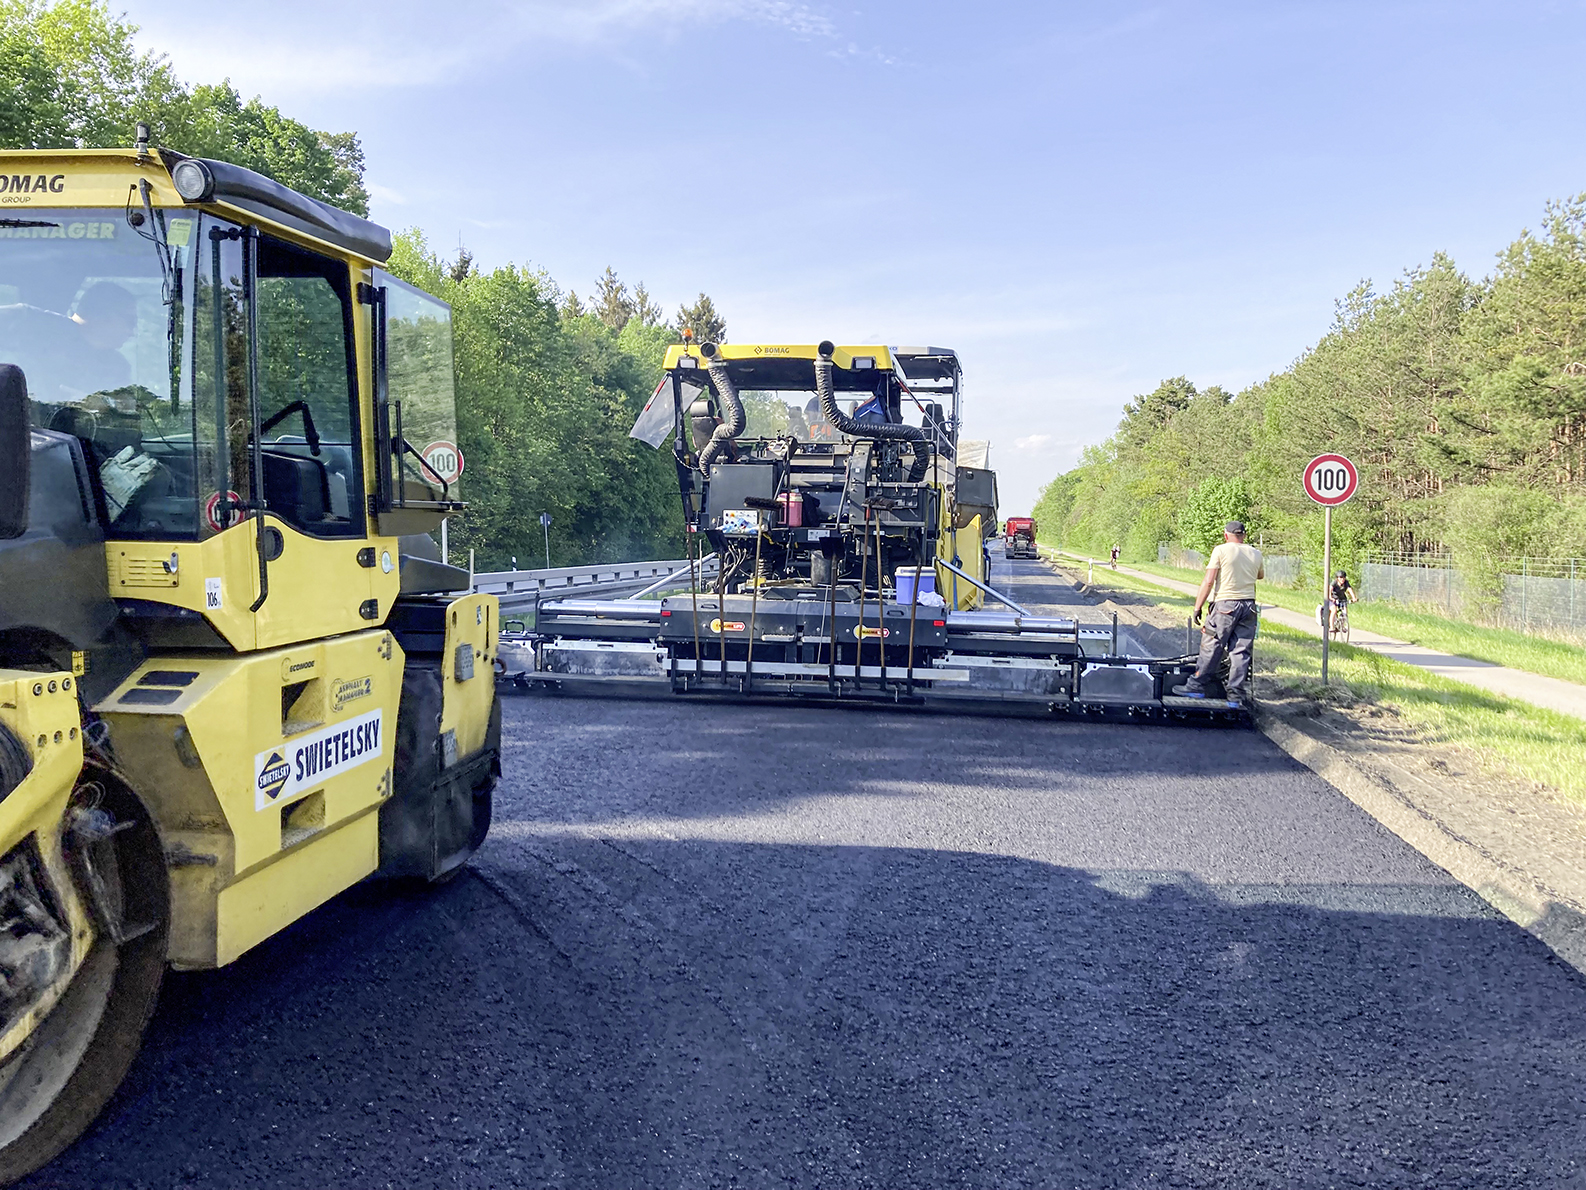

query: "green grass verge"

left=1257, top=622, right=1586, bottom=803
left=1066, top=561, right=1586, bottom=803
left=1086, top=555, right=1586, bottom=689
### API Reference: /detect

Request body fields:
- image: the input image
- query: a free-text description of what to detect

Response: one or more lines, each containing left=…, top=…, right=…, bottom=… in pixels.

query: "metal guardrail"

left=471, top=557, right=719, bottom=608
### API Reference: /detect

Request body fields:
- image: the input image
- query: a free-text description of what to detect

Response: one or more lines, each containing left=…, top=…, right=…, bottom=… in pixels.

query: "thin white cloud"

left=366, top=182, right=408, bottom=206
left=1013, top=434, right=1053, bottom=452
left=829, top=41, right=900, bottom=66
left=126, top=0, right=840, bottom=94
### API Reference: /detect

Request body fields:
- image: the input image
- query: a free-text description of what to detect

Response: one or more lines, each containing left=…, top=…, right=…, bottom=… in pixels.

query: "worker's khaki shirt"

left=1207, top=542, right=1263, bottom=602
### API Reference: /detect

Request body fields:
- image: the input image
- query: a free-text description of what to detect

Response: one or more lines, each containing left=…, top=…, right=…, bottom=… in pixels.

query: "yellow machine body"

left=0, top=671, right=92, bottom=1068
left=439, top=593, right=498, bottom=760
left=0, top=144, right=501, bottom=1178
left=94, top=632, right=400, bottom=967
left=938, top=513, right=987, bottom=611
left=662, top=341, right=899, bottom=372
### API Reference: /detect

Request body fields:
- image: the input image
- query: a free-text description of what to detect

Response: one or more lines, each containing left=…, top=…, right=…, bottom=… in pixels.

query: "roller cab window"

left=0, top=210, right=361, bottom=540
left=1, top=209, right=199, bottom=536
left=253, top=235, right=362, bottom=537
left=387, top=274, right=458, bottom=500
left=371, top=272, right=461, bottom=520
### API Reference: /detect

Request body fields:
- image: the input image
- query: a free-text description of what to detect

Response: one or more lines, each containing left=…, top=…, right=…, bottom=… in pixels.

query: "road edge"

left=1038, top=546, right=1586, bottom=975
left=1254, top=708, right=1586, bottom=976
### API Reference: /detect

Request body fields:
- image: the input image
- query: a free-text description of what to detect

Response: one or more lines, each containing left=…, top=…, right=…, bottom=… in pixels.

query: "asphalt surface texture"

left=24, top=560, right=1586, bottom=1189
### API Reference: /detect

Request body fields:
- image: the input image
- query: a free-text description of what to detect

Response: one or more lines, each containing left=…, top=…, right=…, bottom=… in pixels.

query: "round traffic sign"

left=419, top=440, right=464, bottom=485
left=1303, top=454, right=1358, bottom=506
left=204, top=490, right=244, bottom=533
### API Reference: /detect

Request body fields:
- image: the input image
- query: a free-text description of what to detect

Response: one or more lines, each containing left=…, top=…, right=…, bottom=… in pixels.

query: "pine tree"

left=673, top=293, right=726, bottom=344
left=592, top=266, right=632, bottom=331
left=631, top=282, right=664, bottom=328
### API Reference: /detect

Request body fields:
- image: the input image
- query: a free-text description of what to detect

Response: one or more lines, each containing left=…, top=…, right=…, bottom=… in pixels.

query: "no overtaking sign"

left=1303, top=454, right=1358, bottom=506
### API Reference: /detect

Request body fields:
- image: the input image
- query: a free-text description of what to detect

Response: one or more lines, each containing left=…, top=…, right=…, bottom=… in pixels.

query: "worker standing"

left=1173, top=520, right=1263, bottom=708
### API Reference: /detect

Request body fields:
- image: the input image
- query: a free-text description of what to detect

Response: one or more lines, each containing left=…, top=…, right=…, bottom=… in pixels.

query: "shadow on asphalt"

left=23, top=692, right=1586, bottom=1190
left=27, top=846, right=1586, bottom=1189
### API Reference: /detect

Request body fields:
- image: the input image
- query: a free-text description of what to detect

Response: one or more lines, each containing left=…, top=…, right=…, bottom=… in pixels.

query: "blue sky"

left=126, top=0, right=1586, bottom=514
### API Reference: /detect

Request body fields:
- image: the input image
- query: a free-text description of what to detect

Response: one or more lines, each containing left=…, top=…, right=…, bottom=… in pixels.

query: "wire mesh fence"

left=1262, top=555, right=1302, bottom=586
left=1362, top=552, right=1586, bottom=642
left=1158, top=544, right=1206, bottom=569
left=1158, top=543, right=1300, bottom=586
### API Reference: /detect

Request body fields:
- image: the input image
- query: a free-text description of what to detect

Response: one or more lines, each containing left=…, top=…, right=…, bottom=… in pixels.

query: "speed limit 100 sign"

left=420, top=440, right=464, bottom=486
left=1303, top=454, right=1358, bottom=506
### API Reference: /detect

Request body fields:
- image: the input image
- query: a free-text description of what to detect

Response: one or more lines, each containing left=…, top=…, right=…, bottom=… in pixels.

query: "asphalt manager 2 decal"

left=254, top=709, right=384, bottom=810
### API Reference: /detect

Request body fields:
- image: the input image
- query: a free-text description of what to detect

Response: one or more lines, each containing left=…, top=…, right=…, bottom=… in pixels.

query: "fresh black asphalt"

left=24, top=561, right=1586, bottom=1189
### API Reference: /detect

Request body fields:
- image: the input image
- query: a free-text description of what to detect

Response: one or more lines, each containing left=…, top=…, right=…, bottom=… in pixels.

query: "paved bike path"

left=1052, top=551, right=1586, bottom=723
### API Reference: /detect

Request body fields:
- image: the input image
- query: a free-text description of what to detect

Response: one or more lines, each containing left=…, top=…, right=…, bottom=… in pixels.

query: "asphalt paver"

left=24, top=563, right=1586, bottom=1189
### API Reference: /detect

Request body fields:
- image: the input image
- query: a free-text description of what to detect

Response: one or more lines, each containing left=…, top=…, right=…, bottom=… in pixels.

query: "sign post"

left=1302, top=453, right=1359, bottom=683
left=539, top=512, right=553, bottom=570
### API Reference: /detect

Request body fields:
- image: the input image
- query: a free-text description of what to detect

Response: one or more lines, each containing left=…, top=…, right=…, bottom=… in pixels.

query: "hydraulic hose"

left=697, top=342, right=744, bottom=473
left=815, top=341, right=926, bottom=445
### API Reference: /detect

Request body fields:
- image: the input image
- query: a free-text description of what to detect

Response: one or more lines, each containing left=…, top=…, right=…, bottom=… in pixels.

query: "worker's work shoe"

left=1170, top=684, right=1205, bottom=699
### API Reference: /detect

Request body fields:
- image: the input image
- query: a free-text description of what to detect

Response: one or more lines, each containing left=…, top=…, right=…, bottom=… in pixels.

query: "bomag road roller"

left=508, top=340, right=1237, bottom=719
left=0, top=136, right=500, bottom=1180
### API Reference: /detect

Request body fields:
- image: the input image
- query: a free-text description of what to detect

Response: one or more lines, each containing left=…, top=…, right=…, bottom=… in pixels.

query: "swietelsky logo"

left=257, top=752, right=291, bottom=802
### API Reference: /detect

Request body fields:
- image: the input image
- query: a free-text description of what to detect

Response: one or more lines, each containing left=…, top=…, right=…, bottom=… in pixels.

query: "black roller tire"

left=0, top=721, right=30, bottom=804
left=378, top=665, right=495, bottom=885
left=467, top=691, right=499, bottom=856
left=0, top=774, right=169, bottom=1186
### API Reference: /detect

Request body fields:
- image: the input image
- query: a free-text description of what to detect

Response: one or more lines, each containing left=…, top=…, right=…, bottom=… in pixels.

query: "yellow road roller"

left=0, top=134, right=499, bottom=1180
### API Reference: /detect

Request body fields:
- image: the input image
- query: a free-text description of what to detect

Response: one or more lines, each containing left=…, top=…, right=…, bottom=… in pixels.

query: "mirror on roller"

left=0, top=365, right=29, bottom=540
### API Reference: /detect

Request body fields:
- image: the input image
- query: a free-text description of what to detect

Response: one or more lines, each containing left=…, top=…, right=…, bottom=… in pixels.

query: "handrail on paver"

left=625, top=554, right=720, bottom=600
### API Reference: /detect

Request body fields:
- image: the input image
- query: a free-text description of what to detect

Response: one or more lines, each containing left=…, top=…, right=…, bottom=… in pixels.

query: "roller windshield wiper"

left=127, top=179, right=175, bottom=305
left=0, top=219, right=58, bottom=228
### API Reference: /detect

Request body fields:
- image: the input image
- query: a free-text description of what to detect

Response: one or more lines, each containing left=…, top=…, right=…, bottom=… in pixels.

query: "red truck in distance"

left=1004, top=517, right=1038, bottom=559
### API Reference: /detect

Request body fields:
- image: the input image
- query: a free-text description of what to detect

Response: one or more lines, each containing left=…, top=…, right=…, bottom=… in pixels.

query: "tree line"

left=2, top=0, right=722, bottom=568
left=2, top=0, right=367, bottom=212
left=387, top=240, right=688, bottom=568
left=1035, top=200, right=1586, bottom=583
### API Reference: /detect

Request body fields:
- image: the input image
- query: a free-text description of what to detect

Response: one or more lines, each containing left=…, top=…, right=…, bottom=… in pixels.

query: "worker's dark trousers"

left=1187, top=599, right=1258, bottom=701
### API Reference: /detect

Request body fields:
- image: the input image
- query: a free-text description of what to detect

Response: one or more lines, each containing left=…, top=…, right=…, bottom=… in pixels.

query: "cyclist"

left=1328, top=569, right=1356, bottom=633
left=1110, top=544, right=1120, bottom=569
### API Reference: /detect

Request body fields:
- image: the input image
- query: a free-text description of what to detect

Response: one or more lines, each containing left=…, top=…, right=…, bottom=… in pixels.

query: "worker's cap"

left=1224, top=520, right=1246, bottom=534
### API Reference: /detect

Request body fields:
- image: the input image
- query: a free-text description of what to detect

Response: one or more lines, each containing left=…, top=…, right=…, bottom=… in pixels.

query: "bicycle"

left=1328, top=599, right=1351, bottom=644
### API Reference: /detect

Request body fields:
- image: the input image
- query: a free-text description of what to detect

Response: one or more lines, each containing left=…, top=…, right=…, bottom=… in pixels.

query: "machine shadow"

left=24, top=837, right=1586, bottom=1190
